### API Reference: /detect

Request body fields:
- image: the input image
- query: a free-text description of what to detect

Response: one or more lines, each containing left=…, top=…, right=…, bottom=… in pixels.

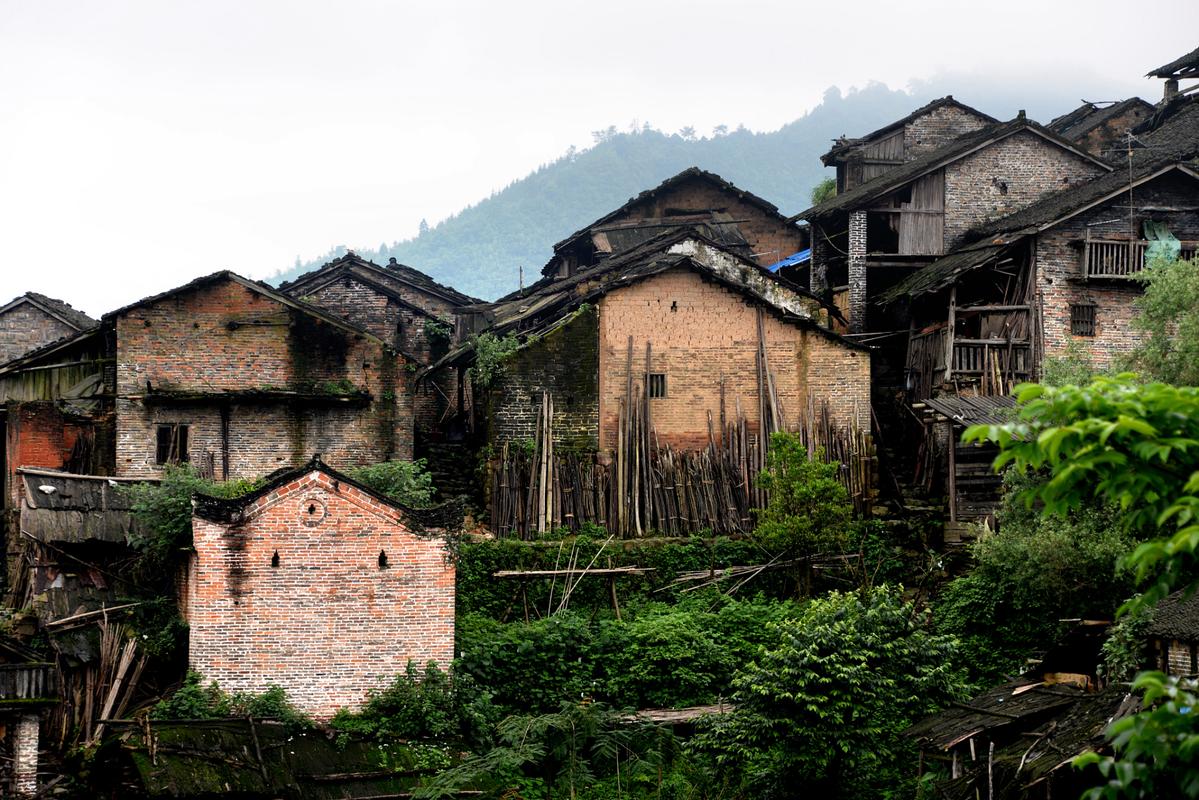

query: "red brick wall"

left=114, top=278, right=412, bottom=480
left=1035, top=171, right=1199, bottom=368
left=596, top=268, right=870, bottom=452
left=607, top=178, right=806, bottom=268
left=944, top=132, right=1108, bottom=250
left=0, top=303, right=78, bottom=365
left=5, top=402, right=81, bottom=507
left=187, top=469, right=455, bottom=720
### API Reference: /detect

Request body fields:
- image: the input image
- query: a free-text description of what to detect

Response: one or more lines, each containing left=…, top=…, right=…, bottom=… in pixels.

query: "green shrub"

left=345, top=459, right=436, bottom=507
left=152, top=671, right=313, bottom=731
left=330, top=661, right=497, bottom=749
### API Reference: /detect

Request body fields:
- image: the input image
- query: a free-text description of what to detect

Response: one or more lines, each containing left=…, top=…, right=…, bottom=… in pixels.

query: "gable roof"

left=280, top=252, right=479, bottom=307
left=1051, top=97, right=1154, bottom=143
left=0, top=292, right=96, bottom=331
left=0, top=324, right=105, bottom=376
left=549, top=166, right=798, bottom=257
left=192, top=455, right=461, bottom=531
left=430, top=228, right=864, bottom=374
left=103, top=270, right=407, bottom=358
left=1148, top=45, right=1199, bottom=79
left=795, top=116, right=1113, bottom=222
left=1147, top=588, right=1199, bottom=641
left=820, top=95, right=998, bottom=165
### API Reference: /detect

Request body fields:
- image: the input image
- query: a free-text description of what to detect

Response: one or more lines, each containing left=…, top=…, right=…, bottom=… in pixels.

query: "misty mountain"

left=269, top=81, right=1102, bottom=300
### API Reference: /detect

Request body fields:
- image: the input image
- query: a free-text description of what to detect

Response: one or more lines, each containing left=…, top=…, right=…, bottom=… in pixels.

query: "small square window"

left=648, top=373, right=667, bottom=398
left=156, top=424, right=189, bottom=465
left=1070, top=304, right=1097, bottom=337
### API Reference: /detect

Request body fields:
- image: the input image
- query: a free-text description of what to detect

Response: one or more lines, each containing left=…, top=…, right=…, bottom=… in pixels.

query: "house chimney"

left=1164, top=78, right=1179, bottom=102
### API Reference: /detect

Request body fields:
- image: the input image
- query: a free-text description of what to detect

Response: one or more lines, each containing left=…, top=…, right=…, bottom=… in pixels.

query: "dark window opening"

left=155, top=424, right=189, bottom=465
left=866, top=212, right=900, bottom=254
left=1070, top=304, right=1097, bottom=337
left=648, top=373, right=667, bottom=399
left=271, top=550, right=280, bottom=568
left=378, top=550, right=389, bottom=569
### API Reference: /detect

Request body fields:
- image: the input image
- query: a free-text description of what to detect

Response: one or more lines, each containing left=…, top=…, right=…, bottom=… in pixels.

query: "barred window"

left=648, top=373, right=667, bottom=399
left=156, top=424, right=189, bottom=465
left=1070, top=304, right=1097, bottom=337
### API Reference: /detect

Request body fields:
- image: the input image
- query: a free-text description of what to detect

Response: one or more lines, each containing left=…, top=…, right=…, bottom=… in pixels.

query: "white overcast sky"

left=1, top=1, right=1196, bottom=316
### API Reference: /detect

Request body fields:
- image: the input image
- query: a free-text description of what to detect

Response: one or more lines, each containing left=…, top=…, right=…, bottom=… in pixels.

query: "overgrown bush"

left=345, top=459, right=436, bottom=507
left=456, top=593, right=800, bottom=716
left=152, top=671, right=313, bottom=731
left=330, top=661, right=498, bottom=750
left=690, top=585, right=966, bottom=799
left=469, top=332, right=521, bottom=390
left=934, top=470, right=1137, bottom=684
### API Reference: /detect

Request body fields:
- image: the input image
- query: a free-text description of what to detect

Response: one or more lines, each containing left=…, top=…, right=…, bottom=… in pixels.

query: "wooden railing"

left=951, top=339, right=1031, bottom=376
left=1084, top=239, right=1198, bottom=278
left=0, top=663, right=56, bottom=703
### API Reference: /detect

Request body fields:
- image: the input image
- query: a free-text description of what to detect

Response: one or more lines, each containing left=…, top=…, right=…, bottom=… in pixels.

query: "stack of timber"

left=489, top=393, right=876, bottom=540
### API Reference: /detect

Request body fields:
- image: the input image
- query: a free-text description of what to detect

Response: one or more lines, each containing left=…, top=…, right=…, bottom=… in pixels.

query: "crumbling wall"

left=187, top=470, right=455, bottom=720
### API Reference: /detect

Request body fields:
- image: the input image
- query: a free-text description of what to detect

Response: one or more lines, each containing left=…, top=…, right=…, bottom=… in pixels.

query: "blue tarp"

left=767, top=249, right=811, bottom=273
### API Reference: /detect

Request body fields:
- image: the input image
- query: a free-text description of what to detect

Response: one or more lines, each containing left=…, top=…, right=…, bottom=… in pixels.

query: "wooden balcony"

left=1083, top=239, right=1198, bottom=279
left=951, top=339, right=1031, bottom=377
left=0, top=663, right=56, bottom=706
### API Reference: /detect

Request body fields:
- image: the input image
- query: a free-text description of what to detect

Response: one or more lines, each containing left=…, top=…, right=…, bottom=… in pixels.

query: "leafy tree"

left=936, top=470, right=1136, bottom=683
left=1041, top=338, right=1100, bottom=386
left=753, top=433, right=852, bottom=594
left=964, top=377, right=1199, bottom=798
left=344, top=459, right=436, bottom=507
left=810, top=177, right=836, bottom=205
left=1126, top=253, right=1199, bottom=386
left=690, top=586, right=966, bottom=799
left=419, top=218, right=430, bottom=236
left=678, top=126, right=697, bottom=141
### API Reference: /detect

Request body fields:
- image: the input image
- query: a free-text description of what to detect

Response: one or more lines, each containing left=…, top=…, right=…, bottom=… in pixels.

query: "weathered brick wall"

left=187, top=470, right=455, bottom=720
left=944, top=131, right=1107, bottom=250
left=0, top=303, right=78, bottom=365
left=596, top=268, right=870, bottom=452
left=1036, top=171, right=1199, bottom=368
left=488, top=306, right=599, bottom=450
left=5, top=402, right=83, bottom=507
left=614, top=178, right=807, bottom=268
left=904, top=105, right=992, bottom=158
left=847, top=211, right=868, bottom=334
left=299, top=274, right=457, bottom=433
left=11, top=712, right=39, bottom=797
left=114, top=278, right=411, bottom=480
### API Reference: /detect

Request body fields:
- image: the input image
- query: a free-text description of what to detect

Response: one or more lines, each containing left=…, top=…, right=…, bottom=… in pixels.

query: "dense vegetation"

left=269, top=83, right=1085, bottom=300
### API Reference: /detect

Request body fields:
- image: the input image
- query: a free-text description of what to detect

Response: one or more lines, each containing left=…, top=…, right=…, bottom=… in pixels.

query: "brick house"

left=797, top=114, right=1112, bottom=336
left=438, top=227, right=869, bottom=453
left=279, top=253, right=479, bottom=437
left=0, top=293, right=95, bottom=366
left=0, top=271, right=415, bottom=498
left=886, top=100, right=1199, bottom=399
left=821, top=96, right=997, bottom=194
left=186, top=458, right=454, bottom=720
left=541, top=167, right=809, bottom=282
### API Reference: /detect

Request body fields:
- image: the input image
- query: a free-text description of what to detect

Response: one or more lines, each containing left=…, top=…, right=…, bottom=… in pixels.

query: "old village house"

left=186, top=459, right=455, bottom=720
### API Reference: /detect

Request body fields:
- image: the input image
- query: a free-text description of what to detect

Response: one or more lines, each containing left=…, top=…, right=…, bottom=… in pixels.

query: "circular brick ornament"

left=300, top=496, right=328, bottom=526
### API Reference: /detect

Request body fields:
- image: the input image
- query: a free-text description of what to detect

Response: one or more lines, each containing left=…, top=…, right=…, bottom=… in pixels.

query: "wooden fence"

left=489, top=397, right=876, bottom=540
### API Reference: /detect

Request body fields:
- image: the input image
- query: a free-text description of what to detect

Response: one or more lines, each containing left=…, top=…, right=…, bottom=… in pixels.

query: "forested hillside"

left=269, top=82, right=1077, bottom=300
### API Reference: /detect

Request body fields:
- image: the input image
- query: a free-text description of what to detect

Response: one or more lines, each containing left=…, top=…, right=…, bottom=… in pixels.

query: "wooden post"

left=947, top=419, right=958, bottom=523
left=945, top=285, right=957, bottom=382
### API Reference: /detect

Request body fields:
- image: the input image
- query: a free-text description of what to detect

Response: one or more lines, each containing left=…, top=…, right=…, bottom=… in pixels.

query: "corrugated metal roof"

left=923, top=394, right=1017, bottom=426
left=767, top=249, right=811, bottom=272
